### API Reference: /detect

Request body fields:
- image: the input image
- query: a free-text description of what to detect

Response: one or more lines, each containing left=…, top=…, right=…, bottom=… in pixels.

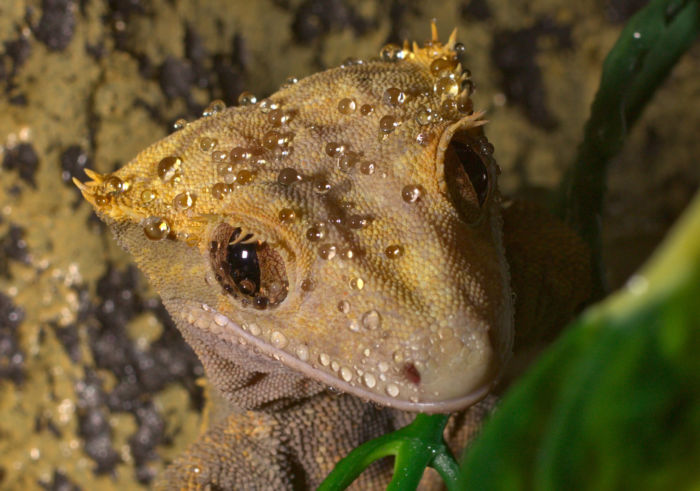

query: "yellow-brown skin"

left=77, top=24, right=589, bottom=489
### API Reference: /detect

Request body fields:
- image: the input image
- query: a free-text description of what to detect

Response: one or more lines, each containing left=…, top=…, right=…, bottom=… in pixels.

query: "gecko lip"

left=177, top=300, right=498, bottom=413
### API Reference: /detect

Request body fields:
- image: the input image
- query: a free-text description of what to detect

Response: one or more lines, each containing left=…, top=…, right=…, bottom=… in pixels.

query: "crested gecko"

left=76, top=23, right=590, bottom=489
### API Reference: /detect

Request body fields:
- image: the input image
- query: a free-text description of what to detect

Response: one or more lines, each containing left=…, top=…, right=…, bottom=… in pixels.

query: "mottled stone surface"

left=0, top=0, right=697, bottom=488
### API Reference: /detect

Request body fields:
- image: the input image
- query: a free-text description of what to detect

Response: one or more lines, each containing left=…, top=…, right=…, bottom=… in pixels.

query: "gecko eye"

left=210, top=224, right=289, bottom=309
left=444, top=131, right=492, bottom=223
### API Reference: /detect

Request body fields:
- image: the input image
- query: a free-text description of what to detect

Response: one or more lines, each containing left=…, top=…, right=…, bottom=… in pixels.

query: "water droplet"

left=378, top=362, right=389, bottom=373
left=199, top=137, right=217, bottom=152
left=430, top=57, right=456, bottom=77
left=325, top=142, right=346, bottom=157
left=284, top=76, right=299, bottom=87
left=337, top=300, right=350, bottom=314
left=301, top=279, right=315, bottom=291
left=401, top=184, right=424, bottom=203
left=434, top=76, right=459, bottom=97
left=337, top=152, right=358, bottom=172
left=270, top=331, right=288, bottom=348
left=379, top=115, right=400, bottom=134
left=212, top=182, right=231, bottom=200
left=313, top=177, right=331, bottom=194
left=348, top=320, right=360, bottom=332
left=254, top=296, right=269, bottom=310
left=278, top=208, right=296, bottom=223
left=359, top=161, right=376, bottom=175
left=416, top=132, right=431, bottom=145
left=340, top=367, right=353, bottom=382
left=263, top=130, right=291, bottom=150
left=415, top=106, right=433, bottom=126
left=157, top=156, right=183, bottom=183
left=362, top=310, right=381, bottom=330
left=103, top=175, right=126, bottom=195
left=306, top=225, right=326, bottom=242
left=211, top=150, right=229, bottom=162
left=267, top=109, right=290, bottom=126
left=393, top=351, right=404, bottom=363
left=140, top=189, right=157, bottom=202
left=143, top=216, right=170, bottom=240
left=173, top=192, right=195, bottom=210
left=363, top=373, right=376, bottom=389
left=347, top=215, right=367, bottom=229
left=360, top=104, right=374, bottom=116
left=337, top=98, right=356, bottom=114
left=385, top=244, right=404, bottom=258
left=259, top=99, right=279, bottom=113
left=172, top=118, right=188, bottom=131
left=203, top=99, right=226, bottom=116
left=318, top=244, right=337, bottom=260
left=454, top=42, right=465, bottom=55
left=386, top=383, right=400, bottom=397
left=350, top=277, right=364, bottom=290
left=379, top=43, right=406, bottom=62
left=230, top=147, right=251, bottom=163
left=249, top=324, right=261, bottom=336
left=296, top=345, right=309, bottom=361
left=95, top=195, right=110, bottom=206
left=338, top=247, right=355, bottom=260
left=237, top=91, right=257, bottom=106
left=383, top=87, right=406, bottom=107
left=277, top=168, right=302, bottom=185
left=319, top=353, right=330, bottom=366
left=440, top=98, right=458, bottom=119
left=236, top=169, right=254, bottom=184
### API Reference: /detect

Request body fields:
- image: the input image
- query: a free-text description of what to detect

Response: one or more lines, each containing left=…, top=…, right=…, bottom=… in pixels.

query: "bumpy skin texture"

left=77, top=25, right=589, bottom=489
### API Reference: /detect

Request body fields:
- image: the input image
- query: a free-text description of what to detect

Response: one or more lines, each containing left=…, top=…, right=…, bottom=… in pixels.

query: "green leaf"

left=459, top=190, right=700, bottom=490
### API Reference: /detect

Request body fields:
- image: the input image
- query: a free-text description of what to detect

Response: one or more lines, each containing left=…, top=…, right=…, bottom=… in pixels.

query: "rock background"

left=0, top=0, right=697, bottom=488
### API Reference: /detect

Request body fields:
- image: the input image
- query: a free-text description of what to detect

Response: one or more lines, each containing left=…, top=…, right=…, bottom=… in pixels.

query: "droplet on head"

left=199, top=137, right=217, bottom=152
left=173, top=192, right=195, bottom=210
left=295, top=345, right=309, bottom=361
left=430, top=57, right=457, bottom=77
left=361, top=310, right=381, bottom=330
left=267, top=109, right=290, bottom=126
left=434, top=76, right=459, bottom=97
left=379, top=43, right=406, bottom=62
left=237, top=91, right=257, bottom=106
left=385, top=244, right=404, bottom=258
left=236, top=169, right=255, bottom=184
left=383, top=87, right=406, bottom=107
left=270, top=331, right=288, bottom=349
left=301, top=279, right=315, bottom=291
left=230, top=147, right=251, bottom=163
left=157, top=156, right=183, bottom=183
left=348, top=320, right=360, bottom=332
left=211, top=182, right=231, bottom=200
left=313, top=177, right=331, bottom=194
left=211, top=150, right=229, bottom=162
left=350, top=277, right=364, bottom=290
left=172, top=118, right=188, bottom=131
left=102, top=176, right=123, bottom=195
left=401, top=184, right=424, bottom=203
left=277, top=168, right=302, bottom=185
left=319, top=353, right=331, bottom=366
left=278, top=208, right=296, bottom=223
left=306, top=225, right=326, bottom=242
left=318, top=244, right=337, bottom=260
left=337, top=98, right=357, bottom=114
left=203, top=99, right=226, bottom=116
left=340, top=367, right=353, bottom=382
left=359, top=161, right=376, bottom=175
left=337, top=152, right=358, bottom=172
left=325, top=142, right=346, bottom=157
left=142, top=216, right=170, bottom=241
left=386, top=383, right=400, bottom=397
left=415, top=106, right=433, bottom=126
left=347, top=215, right=367, bottom=229
left=94, top=195, right=110, bottom=206
left=379, top=115, right=400, bottom=134
left=140, top=189, right=157, bottom=202
left=362, top=373, right=376, bottom=389
left=338, top=247, right=355, bottom=260
left=337, top=300, right=350, bottom=314
left=360, top=104, right=374, bottom=116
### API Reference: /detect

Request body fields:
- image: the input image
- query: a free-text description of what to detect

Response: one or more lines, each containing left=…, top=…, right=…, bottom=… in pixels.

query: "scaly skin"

left=76, top=24, right=589, bottom=489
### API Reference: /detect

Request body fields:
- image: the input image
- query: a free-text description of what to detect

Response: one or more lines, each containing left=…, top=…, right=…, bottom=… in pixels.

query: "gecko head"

left=76, top=23, right=513, bottom=413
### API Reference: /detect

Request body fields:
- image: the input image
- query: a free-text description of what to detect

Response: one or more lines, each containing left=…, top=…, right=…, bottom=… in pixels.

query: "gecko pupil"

left=227, top=240, right=261, bottom=295
left=450, top=140, right=488, bottom=207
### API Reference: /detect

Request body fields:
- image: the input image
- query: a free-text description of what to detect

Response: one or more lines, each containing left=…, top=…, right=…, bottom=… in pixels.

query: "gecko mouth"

left=176, top=299, right=497, bottom=413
